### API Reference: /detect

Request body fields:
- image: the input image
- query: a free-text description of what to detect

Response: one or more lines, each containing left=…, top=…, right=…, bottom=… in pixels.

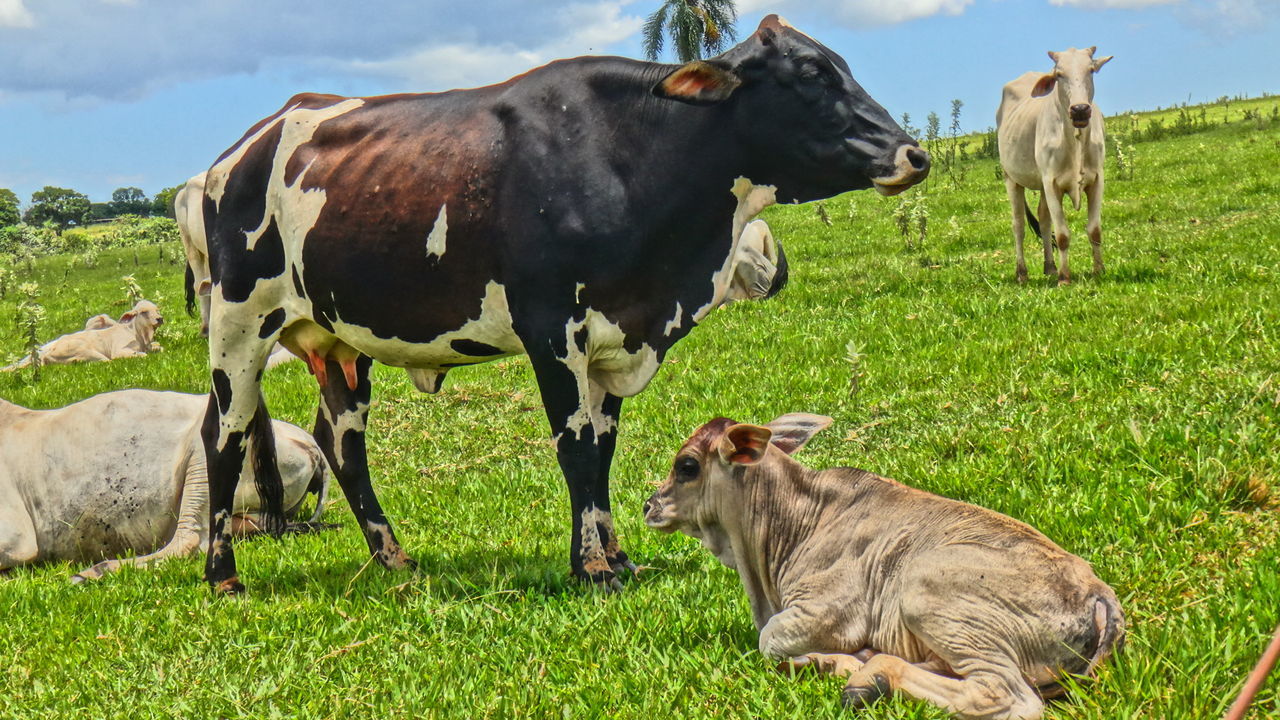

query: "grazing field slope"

left=0, top=97, right=1277, bottom=718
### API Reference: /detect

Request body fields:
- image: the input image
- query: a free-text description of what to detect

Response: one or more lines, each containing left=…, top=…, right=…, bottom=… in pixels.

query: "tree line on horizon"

left=0, top=184, right=184, bottom=235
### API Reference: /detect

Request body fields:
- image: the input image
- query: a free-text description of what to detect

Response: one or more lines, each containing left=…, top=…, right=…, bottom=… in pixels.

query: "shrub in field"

left=120, top=275, right=144, bottom=304
left=100, top=215, right=180, bottom=248
left=14, top=282, right=44, bottom=381
left=0, top=223, right=62, bottom=257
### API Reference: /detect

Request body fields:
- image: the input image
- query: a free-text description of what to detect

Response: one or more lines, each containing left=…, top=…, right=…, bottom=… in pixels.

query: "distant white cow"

left=723, top=219, right=787, bottom=304
left=2, top=300, right=165, bottom=370
left=175, top=172, right=213, bottom=337
left=998, top=47, right=1112, bottom=285
left=0, top=390, right=330, bottom=581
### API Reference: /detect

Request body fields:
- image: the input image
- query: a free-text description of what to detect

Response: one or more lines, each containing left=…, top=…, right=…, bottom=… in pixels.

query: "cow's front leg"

left=1085, top=176, right=1104, bottom=276
left=313, top=353, right=415, bottom=571
left=1043, top=186, right=1072, bottom=285
left=1036, top=193, right=1056, bottom=277
left=592, top=390, right=638, bottom=577
left=525, top=343, right=629, bottom=589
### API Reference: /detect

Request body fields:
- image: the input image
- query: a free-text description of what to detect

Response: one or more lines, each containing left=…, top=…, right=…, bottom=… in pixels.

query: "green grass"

left=1, top=104, right=1278, bottom=719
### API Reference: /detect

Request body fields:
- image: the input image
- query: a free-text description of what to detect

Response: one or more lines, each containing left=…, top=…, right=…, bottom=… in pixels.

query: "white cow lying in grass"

left=645, top=413, right=1124, bottom=720
left=0, top=390, right=331, bottom=582
left=3, top=300, right=165, bottom=370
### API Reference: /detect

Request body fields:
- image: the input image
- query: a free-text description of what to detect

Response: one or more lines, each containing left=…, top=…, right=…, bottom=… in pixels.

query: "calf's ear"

left=654, top=61, right=742, bottom=105
left=718, top=424, right=772, bottom=465
left=1031, top=74, right=1057, bottom=98
left=119, top=311, right=136, bottom=322
left=765, top=413, right=833, bottom=455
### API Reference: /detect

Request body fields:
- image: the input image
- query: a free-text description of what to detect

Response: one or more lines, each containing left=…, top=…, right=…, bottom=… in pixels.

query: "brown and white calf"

left=2, top=300, right=165, bottom=370
left=997, top=47, right=1112, bottom=285
left=644, top=414, right=1123, bottom=720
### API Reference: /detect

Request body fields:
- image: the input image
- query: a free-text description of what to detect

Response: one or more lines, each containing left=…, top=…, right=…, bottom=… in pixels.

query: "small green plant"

left=79, top=244, right=101, bottom=269
left=893, top=192, right=930, bottom=250
left=845, top=340, right=864, bottom=398
left=814, top=202, right=832, bottom=227
left=121, top=275, right=144, bottom=304
left=0, top=258, right=13, bottom=298
left=15, top=282, right=45, bottom=381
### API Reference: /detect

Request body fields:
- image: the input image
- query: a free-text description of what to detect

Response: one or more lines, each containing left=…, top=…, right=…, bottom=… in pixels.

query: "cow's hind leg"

left=313, top=353, right=414, bottom=571
left=843, top=653, right=1043, bottom=720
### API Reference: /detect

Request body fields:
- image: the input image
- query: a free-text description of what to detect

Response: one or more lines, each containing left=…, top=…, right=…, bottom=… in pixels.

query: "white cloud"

left=737, top=0, right=974, bottom=26
left=1049, top=0, right=1177, bottom=7
left=0, top=0, right=643, bottom=102
left=346, top=2, right=643, bottom=91
left=1186, top=0, right=1268, bottom=34
left=0, top=0, right=34, bottom=28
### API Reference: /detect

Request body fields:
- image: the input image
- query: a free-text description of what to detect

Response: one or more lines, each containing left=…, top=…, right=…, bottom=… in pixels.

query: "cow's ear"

left=764, top=413, right=833, bottom=455
left=119, top=311, right=136, bottom=322
left=1031, top=74, right=1057, bottom=98
left=1092, top=55, right=1113, bottom=73
left=718, top=424, right=772, bottom=465
left=654, top=61, right=742, bottom=105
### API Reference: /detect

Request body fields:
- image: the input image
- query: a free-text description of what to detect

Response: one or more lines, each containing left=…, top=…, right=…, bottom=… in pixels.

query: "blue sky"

left=0, top=0, right=1275, bottom=204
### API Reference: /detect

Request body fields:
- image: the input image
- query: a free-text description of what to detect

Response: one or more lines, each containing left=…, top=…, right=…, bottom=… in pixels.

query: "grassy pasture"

left=1, top=101, right=1278, bottom=719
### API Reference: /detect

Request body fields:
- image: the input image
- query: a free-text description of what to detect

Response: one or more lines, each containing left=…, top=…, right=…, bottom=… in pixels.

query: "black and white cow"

left=199, top=15, right=928, bottom=593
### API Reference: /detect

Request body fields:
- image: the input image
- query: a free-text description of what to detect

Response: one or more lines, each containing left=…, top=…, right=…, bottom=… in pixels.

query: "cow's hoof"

left=1058, top=278, right=1072, bottom=287
left=1016, top=272, right=1028, bottom=285
left=69, top=574, right=88, bottom=585
left=608, top=550, right=640, bottom=577
left=577, top=567, right=625, bottom=592
left=214, top=577, right=246, bottom=596
left=841, top=674, right=890, bottom=709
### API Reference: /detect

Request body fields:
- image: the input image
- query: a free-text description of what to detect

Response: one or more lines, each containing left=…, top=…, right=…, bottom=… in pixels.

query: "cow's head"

left=121, top=300, right=164, bottom=328
left=643, top=413, right=832, bottom=564
left=1031, top=47, right=1112, bottom=129
left=653, top=15, right=928, bottom=202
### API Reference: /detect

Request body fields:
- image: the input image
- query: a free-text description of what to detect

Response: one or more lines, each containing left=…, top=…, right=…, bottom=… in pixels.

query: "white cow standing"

left=0, top=390, right=330, bottom=581
left=997, top=47, right=1112, bottom=285
left=2, top=299, right=165, bottom=370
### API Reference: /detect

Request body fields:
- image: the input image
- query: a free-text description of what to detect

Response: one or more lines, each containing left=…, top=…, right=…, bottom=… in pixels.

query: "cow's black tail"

left=247, top=395, right=287, bottom=537
left=184, top=264, right=196, bottom=317
left=1024, top=204, right=1042, bottom=241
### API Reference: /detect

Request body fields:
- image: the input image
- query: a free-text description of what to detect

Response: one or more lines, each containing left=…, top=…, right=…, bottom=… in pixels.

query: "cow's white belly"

left=293, top=280, right=524, bottom=371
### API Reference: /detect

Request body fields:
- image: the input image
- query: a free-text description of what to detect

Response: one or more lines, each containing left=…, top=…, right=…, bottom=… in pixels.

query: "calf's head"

left=653, top=15, right=928, bottom=202
left=644, top=413, right=832, bottom=561
left=1031, top=46, right=1113, bottom=129
left=121, top=300, right=164, bottom=329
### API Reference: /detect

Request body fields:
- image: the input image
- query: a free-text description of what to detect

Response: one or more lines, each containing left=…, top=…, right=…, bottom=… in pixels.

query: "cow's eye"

left=674, top=456, right=701, bottom=482
left=798, top=61, right=823, bottom=84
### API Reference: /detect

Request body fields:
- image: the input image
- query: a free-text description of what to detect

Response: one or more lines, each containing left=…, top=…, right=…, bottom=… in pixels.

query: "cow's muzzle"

left=642, top=493, right=674, bottom=531
left=872, top=144, right=931, bottom=196
left=1070, top=104, right=1092, bottom=129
